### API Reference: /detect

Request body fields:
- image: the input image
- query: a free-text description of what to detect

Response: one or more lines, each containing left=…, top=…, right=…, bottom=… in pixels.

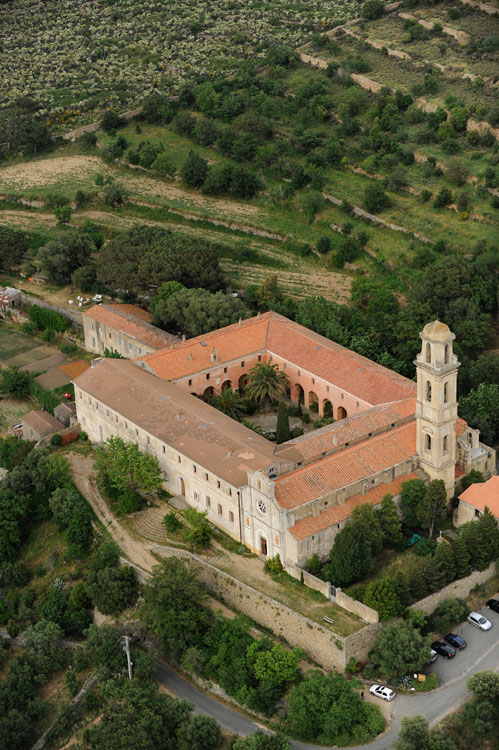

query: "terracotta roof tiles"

left=276, top=398, right=416, bottom=463
left=458, top=476, right=499, bottom=518
left=86, top=305, right=178, bottom=350
left=289, top=472, right=420, bottom=540
left=274, top=422, right=417, bottom=510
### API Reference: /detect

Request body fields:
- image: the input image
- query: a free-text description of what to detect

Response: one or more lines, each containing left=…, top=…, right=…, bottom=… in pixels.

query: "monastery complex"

left=75, top=311, right=496, bottom=567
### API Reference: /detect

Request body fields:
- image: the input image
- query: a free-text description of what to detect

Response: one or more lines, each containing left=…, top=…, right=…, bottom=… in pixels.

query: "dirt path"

left=68, top=452, right=157, bottom=573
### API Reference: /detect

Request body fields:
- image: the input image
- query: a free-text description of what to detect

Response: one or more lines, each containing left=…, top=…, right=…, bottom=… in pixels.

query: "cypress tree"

left=433, top=540, right=455, bottom=586
left=452, top=534, right=471, bottom=578
left=393, top=571, right=411, bottom=607
left=408, top=565, right=428, bottom=602
left=462, top=522, right=489, bottom=570
left=275, top=401, right=291, bottom=444
left=476, top=507, right=499, bottom=563
left=378, top=493, right=402, bottom=548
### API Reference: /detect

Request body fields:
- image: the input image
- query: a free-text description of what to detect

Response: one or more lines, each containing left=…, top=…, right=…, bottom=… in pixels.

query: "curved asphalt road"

left=158, top=605, right=499, bottom=750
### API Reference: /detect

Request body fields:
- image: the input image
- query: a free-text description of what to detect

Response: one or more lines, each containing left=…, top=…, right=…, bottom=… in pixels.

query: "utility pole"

left=123, top=636, right=133, bottom=681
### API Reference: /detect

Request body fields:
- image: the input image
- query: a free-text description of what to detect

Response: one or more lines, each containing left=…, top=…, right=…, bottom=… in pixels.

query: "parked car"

left=486, top=599, right=499, bottom=614
left=431, top=641, right=456, bottom=658
left=428, top=648, right=438, bottom=663
left=467, top=612, right=492, bottom=631
left=370, top=684, right=396, bottom=702
left=444, top=633, right=466, bottom=650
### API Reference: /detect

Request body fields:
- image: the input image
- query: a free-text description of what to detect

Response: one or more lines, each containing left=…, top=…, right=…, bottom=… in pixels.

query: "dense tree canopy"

left=37, top=232, right=93, bottom=285
left=153, top=287, right=247, bottom=337
left=373, top=621, right=431, bottom=678
left=96, top=226, right=225, bottom=293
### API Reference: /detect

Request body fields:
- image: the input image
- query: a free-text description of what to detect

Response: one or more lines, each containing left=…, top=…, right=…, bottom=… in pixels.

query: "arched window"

left=444, top=344, right=449, bottom=364
left=443, top=435, right=448, bottom=453
left=426, top=381, right=432, bottom=402
left=444, top=382, right=448, bottom=403
left=425, top=434, right=432, bottom=451
left=426, top=343, right=431, bottom=363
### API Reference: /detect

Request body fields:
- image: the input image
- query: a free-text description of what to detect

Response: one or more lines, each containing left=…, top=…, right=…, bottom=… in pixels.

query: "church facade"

left=74, top=313, right=495, bottom=567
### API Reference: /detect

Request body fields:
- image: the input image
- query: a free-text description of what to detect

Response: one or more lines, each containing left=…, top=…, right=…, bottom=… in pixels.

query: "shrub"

left=431, top=598, right=468, bottom=634
left=50, top=433, right=62, bottom=447
left=362, top=0, right=385, bottom=21
left=102, top=181, right=128, bottom=206
left=264, top=554, right=283, bottom=575
left=101, top=110, right=124, bottom=133
left=434, top=188, right=452, bottom=208
left=363, top=183, right=389, bottom=213
left=29, top=305, right=68, bottom=332
left=164, top=511, right=182, bottom=533
left=117, top=490, right=143, bottom=515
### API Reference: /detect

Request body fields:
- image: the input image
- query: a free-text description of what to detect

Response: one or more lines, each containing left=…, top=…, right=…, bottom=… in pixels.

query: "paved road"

left=157, top=605, right=499, bottom=750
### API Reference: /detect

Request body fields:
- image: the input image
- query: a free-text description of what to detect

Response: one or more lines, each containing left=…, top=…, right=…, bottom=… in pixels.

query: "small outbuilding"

left=22, top=410, right=63, bottom=442
left=456, top=476, right=499, bottom=525
left=0, top=286, right=21, bottom=310
left=53, top=401, right=77, bottom=427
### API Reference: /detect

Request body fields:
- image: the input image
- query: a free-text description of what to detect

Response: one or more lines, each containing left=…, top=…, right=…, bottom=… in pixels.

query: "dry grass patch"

left=0, top=155, right=107, bottom=194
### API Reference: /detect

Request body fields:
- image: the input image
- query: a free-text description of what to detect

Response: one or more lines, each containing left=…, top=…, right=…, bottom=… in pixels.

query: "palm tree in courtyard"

left=245, top=362, right=289, bottom=411
left=210, top=388, right=247, bottom=421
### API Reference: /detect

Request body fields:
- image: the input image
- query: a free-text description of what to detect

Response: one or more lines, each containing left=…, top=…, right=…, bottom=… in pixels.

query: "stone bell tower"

left=415, top=320, right=460, bottom=498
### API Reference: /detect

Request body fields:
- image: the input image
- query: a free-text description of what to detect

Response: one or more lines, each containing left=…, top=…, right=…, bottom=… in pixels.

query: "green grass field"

left=0, top=326, right=39, bottom=360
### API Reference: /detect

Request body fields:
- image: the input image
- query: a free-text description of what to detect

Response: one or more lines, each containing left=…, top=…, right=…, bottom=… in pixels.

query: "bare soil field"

left=0, top=155, right=106, bottom=194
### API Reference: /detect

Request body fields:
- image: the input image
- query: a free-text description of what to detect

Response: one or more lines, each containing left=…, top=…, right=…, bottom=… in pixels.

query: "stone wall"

left=153, top=545, right=352, bottom=670
left=283, top=561, right=331, bottom=599
left=336, top=588, right=379, bottom=624
left=122, top=546, right=380, bottom=670
left=411, top=562, right=496, bottom=615
left=20, top=291, right=83, bottom=327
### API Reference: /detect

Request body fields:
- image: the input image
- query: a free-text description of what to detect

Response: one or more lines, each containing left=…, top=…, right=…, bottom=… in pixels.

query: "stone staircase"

left=169, top=494, right=189, bottom=511
left=131, top=505, right=170, bottom=544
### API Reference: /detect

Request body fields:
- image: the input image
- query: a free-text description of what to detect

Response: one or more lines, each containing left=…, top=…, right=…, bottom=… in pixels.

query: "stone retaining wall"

left=411, top=562, right=496, bottom=614
left=152, top=545, right=359, bottom=670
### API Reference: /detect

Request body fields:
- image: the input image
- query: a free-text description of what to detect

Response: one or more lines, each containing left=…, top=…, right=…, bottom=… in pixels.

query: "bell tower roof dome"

left=422, top=320, right=452, bottom=341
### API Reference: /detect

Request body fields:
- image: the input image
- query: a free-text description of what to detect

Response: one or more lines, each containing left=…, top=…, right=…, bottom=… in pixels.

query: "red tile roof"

left=276, top=398, right=416, bottom=463
left=59, top=360, right=90, bottom=379
left=458, top=476, right=499, bottom=518
left=85, top=305, right=178, bottom=350
left=273, top=421, right=418, bottom=510
left=139, top=314, right=270, bottom=379
left=289, top=472, right=420, bottom=540
left=139, top=312, right=416, bottom=406
left=266, top=315, right=416, bottom=406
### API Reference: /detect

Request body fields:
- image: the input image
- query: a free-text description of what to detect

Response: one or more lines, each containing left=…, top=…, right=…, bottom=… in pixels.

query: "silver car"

left=370, top=684, right=396, bottom=701
left=467, top=611, right=492, bottom=631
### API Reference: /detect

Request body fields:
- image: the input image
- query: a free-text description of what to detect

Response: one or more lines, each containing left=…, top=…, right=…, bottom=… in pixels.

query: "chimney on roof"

left=257, top=311, right=261, bottom=320
left=210, top=348, right=218, bottom=363
left=182, top=334, right=186, bottom=342
left=188, top=352, right=193, bottom=361
left=238, top=318, right=242, bottom=326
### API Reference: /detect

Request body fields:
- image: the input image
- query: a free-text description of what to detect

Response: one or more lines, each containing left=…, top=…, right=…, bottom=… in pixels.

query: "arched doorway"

left=337, top=406, right=347, bottom=420
left=203, top=386, right=215, bottom=398
left=260, top=535, right=268, bottom=556
left=323, top=400, right=333, bottom=416
left=221, top=380, right=232, bottom=391
left=294, top=383, right=304, bottom=404
left=238, top=374, right=248, bottom=393
left=177, top=476, right=185, bottom=496
left=308, top=391, right=318, bottom=412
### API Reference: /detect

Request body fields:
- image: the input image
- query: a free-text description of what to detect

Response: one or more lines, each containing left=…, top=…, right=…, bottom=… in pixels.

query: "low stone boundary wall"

left=411, top=562, right=496, bottom=614
left=283, top=561, right=331, bottom=598
left=20, top=292, right=83, bottom=328
left=336, top=588, right=379, bottom=624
